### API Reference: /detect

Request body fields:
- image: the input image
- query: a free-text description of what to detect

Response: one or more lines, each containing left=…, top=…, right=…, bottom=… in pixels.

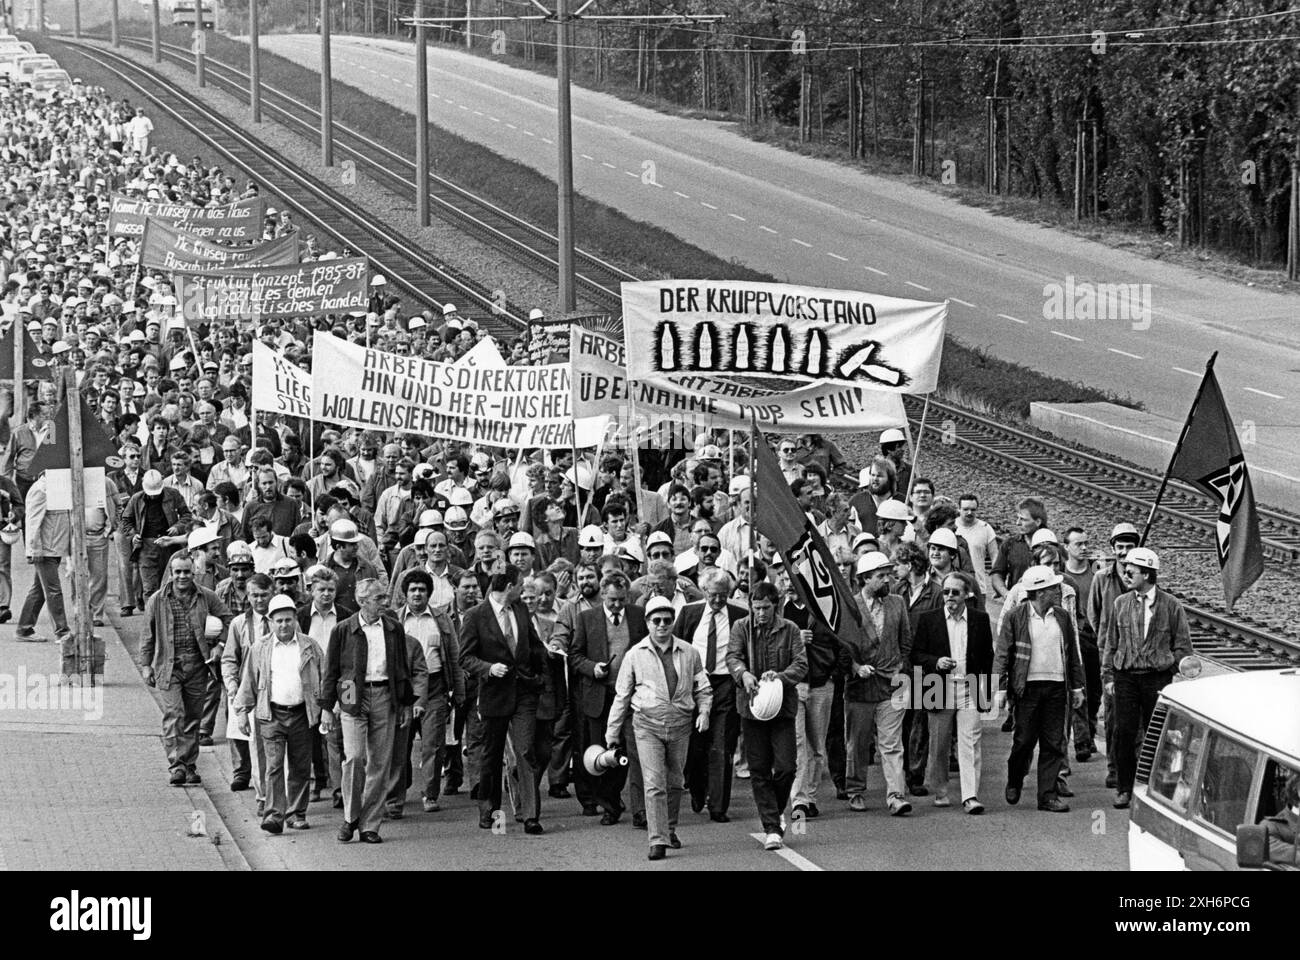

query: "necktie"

left=705, top=611, right=717, bottom=672
left=499, top=608, right=515, bottom=654
left=612, top=612, right=620, bottom=627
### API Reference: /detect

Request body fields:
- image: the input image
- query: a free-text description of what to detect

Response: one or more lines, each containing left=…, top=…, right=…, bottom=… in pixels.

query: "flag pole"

left=1141, top=352, right=1218, bottom=546
left=747, top=416, right=757, bottom=623
left=903, top=392, right=930, bottom=504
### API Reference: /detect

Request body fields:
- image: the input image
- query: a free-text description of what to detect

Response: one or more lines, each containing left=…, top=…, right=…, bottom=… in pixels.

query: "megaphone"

left=583, top=744, right=628, bottom=777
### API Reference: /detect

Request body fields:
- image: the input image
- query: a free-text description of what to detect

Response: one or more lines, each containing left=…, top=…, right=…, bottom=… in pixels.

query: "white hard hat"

left=443, top=505, right=469, bottom=530
left=1029, top=528, right=1059, bottom=548
left=449, top=487, right=474, bottom=507
left=875, top=499, right=912, bottom=523
left=578, top=525, right=604, bottom=549
left=857, top=466, right=875, bottom=489
left=528, top=307, right=544, bottom=321
left=1110, top=522, right=1140, bottom=544
left=565, top=463, right=594, bottom=491
left=508, top=532, right=536, bottom=552
left=617, top=539, right=645, bottom=564
left=329, top=518, right=361, bottom=543
left=370, top=275, right=386, bottom=287
left=851, top=532, right=879, bottom=553
left=880, top=428, right=907, bottom=446
left=855, top=551, right=892, bottom=575
left=750, top=677, right=784, bottom=721
left=928, top=528, right=960, bottom=553
left=267, top=594, right=297, bottom=616
left=418, top=508, right=444, bottom=528
left=408, top=316, right=426, bottom=330
left=142, top=470, right=164, bottom=496
left=203, top=615, right=224, bottom=639
left=442, top=302, right=458, bottom=316
left=0, top=524, right=20, bottom=546
left=187, top=527, right=219, bottom=551
left=226, top=539, right=253, bottom=563
left=728, top=475, right=751, bottom=496
left=1019, top=565, right=1064, bottom=592
left=1124, top=547, right=1160, bottom=571
left=645, top=530, right=673, bottom=551
left=644, top=595, right=675, bottom=618
left=271, top=557, right=300, bottom=578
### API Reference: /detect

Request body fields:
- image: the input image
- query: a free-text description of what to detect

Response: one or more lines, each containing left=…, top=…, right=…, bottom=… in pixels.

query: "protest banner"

left=174, top=257, right=369, bottom=324
left=107, top=193, right=266, bottom=240
left=311, top=335, right=604, bottom=448
left=140, top=218, right=299, bottom=272
left=527, top=312, right=620, bottom=364
left=252, top=340, right=312, bottom=418
left=571, top=326, right=907, bottom=434
left=621, top=279, right=946, bottom=394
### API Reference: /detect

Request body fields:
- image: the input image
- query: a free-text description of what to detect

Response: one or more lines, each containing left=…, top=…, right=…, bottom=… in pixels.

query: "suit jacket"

left=894, top=574, right=944, bottom=636
left=912, top=606, right=995, bottom=690
left=319, top=612, right=416, bottom=716
left=840, top=592, right=912, bottom=702
left=569, top=603, right=648, bottom=719
left=673, top=600, right=747, bottom=678
left=458, top=597, right=544, bottom=718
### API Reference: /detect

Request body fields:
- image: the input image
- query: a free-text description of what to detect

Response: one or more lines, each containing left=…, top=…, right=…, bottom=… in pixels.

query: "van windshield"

left=1149, top=710, right=1205, bottom=810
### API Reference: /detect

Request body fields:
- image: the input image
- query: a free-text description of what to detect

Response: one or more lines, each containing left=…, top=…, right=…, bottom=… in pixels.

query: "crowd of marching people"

left=0, top=65, right=1197, bottom=861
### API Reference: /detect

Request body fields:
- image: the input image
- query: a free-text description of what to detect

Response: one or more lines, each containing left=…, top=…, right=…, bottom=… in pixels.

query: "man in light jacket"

left=16, top=472, right=71, bottom=643
left=235, top=594, right=325, bottom=834
left=607, top=595, right=712, bottom=861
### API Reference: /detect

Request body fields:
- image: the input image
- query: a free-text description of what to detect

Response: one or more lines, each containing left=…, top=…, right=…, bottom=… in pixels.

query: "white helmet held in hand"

left=750, top=677, right=784, bottom=721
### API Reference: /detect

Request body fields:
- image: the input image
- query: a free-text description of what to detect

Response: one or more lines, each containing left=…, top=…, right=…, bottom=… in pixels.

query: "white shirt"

left=425, top=562, right=456, bottom=612
left=361, top=616, right=387, bottom=681
left=270, top=635, right=304, bottom=706
left=691, top=605, right=730, bottom=675
left=1139, top=588, right=1155, bottom=640
left=956, top=518, right=998, bottom=593
left=404, top=607, right=443, bottom=673
left=489, top=594, right=517, bottom=649
left=308, top=606, right=338, bottom=660
left=1026, top=605, right=1065, bottom=682
left=250, top=536, right=290, bottom=575
left=944, top=606, right=968, bottom=676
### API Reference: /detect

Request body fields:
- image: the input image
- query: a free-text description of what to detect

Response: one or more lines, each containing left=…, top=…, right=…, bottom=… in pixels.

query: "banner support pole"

left=904, top=392, right=931, bottom=505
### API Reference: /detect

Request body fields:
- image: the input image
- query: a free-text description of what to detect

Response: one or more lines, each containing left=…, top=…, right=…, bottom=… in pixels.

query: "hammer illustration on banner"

left=836, top=342, right=904, bottom=386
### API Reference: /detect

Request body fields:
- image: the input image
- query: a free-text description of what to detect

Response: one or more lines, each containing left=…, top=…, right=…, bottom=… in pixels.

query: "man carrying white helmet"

left=725, top=579, right=808, bottom=851
left=1099, top=546, right=1193, bottom=810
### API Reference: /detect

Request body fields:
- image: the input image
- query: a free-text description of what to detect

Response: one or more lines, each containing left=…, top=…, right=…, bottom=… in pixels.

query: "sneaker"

left=887, top=796, right=912, bottom=816
left=848, top=794, right=867, bottom=812
left=763, top=832, right=783, bottom=851
left=422, top=797, right=440, bottom=813
left=963, top=798, right=985, bottom=815
left=933, top=796, right=952, bottom=807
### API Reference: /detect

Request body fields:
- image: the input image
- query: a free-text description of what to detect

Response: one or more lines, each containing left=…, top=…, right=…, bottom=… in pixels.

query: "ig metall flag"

left=1160, top=354, right=1264, bottom=609
left=751, top=421, right=865, bottom=646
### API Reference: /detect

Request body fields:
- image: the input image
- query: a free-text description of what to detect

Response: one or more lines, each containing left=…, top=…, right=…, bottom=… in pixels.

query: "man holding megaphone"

left=605, top=595, right=713, bottom=861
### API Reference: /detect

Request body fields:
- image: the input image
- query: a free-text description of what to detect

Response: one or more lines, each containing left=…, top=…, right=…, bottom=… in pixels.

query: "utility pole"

left=64, top=367, right=95, bottom=683
left=151, top=0, right=160, bottom=61
left=12, top=315, right=25, bottom=429
left=73, top=0, right=80, bottom=38
left=250, top=0, right=262, bottom=123
left=555, top=0, right=575, bottom=311
left=415, top=0, right=429, bottom=225
left=36, top=0, right=44, bottom=36
left=111, top=0, right=119, bottom=47
left=321, top=0, right=334, bottom=165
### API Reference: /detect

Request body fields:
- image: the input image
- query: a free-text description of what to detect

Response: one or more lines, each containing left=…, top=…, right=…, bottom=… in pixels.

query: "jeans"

left=0, top=538, right=11, bottom=610
left=925, top=688, right=984, bottom=802
left=160, top=658, right=209, bottom=774
left=138, top=540, right=176, bottom=599
left=1074, top=635, right=1102, bottom=749
left=827, top=673, right=846, bottom=789
left=200, top=664, right=223, bottom=739
left=85, top=534, right=109, bottom=621
left=685, top=674, right=739, bottom=815
left=845, top=699, right=906, bottom=799
left=633, top=714, right=691, bottom=848
left=1113, top=669, right=1173, bottom=794
left=792, top=682, right=834, bottom=807
left=902, top=707, right=928, bottom=788
left=340, top=685, right=397, bottom=833
left=1006, top=681, right=1068, bottom=804
left=17, top=557, right=69, bottom=637
left=742, top=716, right=797, bottom=835
left=116, top=529, right=143, bottom=609
left=261, top=704, right=312, bottom=823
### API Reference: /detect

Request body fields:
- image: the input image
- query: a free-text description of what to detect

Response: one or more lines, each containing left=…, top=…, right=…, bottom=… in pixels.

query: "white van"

left=15, top=55, right=57, bottom=86
left=1128, top=668, right=1299, bottom=871
left=30, top=67, right=72, bottom=101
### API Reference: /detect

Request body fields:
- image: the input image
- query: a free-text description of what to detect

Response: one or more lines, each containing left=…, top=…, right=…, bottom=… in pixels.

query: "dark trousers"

left=138, top=540, right=177, bottom=598
left=17, top=556, right=69, bottom=636
left=544, top=695, right=573, bottom=791
left=159, top=658, right=209, bottom=774
left=513, top=716, right=555, bottom=822
left=200, top=663, right=223, bottom=739
left=261, top=703, right=312, bottom=823
left=902, top=708, right=928, bottom=788
left=827, top=672, right=847, bottom=789
left=574, top=709, right=628, bottom=815
left=478, top=697, right=539, bottom=818
left=742, top=715, right=797, bottom=835
left=311, top=728, right=328, bottom=791
left=1006, top=681, right=1068, bottom=804
left=1114, top=669, right=1173, bottom=793
left=230, top=738, right=251, bottom=782
left=1073, top=636, right=1102, bottom=749
left=685, top=675, right=739, bottom=815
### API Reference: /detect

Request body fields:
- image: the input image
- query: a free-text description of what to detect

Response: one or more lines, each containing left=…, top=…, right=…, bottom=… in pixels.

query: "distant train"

left=172, top=5, right=215, bottom=29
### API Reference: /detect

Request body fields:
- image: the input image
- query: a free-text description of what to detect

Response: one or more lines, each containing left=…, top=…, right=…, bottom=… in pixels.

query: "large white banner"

left=622, top=280, right=946, bottom=394
left=252, top=340, right=312, bottom=418
left=311, top=335, right=603, bottom=448
left=571, top=327, right=906, bottom=433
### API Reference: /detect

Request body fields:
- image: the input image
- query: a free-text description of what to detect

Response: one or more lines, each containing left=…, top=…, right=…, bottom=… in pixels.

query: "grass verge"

left=71, top=28, right=1133, bottom=418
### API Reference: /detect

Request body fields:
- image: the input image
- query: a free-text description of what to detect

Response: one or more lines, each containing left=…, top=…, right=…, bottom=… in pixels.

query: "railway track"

left=104, top=34, right=636, bottom=314
left=59, top=39, right=530, bottom=339
left=62, top=37, right=1298, bottom=671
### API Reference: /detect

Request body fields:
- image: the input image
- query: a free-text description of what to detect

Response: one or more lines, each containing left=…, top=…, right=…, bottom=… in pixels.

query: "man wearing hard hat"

left=1084, top=522, right=1141, bottom=791
left=139, top=552, right=235, bottom=787
left=1099, top=546, right=1193, bottom=810
left=605, top=595, right=712, bottom=861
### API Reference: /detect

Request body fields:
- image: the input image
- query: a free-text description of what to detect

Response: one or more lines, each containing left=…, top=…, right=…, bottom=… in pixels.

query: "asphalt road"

left=110, top=608, right=1125, bottom=871
left=258, top=33, right=1300, bottom=488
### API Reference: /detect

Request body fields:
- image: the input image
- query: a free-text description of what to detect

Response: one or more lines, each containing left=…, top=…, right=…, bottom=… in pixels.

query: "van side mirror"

left=1236, top=824, right=1268, bottom=868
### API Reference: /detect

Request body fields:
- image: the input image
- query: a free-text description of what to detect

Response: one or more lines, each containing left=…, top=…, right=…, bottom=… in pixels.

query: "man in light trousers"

left=607, top=596, right=711, bottom=861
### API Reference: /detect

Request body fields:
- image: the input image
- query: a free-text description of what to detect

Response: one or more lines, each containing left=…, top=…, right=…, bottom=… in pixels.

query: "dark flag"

left=1161, top=355, right=1264, bottom=608
left=28, top=390, right=120, bottom=476
left=0, top=320, right=51, bottom=381
left=751, top=422, right=865, bottom=645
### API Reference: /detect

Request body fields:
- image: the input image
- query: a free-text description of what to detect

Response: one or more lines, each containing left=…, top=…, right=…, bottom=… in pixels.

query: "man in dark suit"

left=569, top=571, right=648, bottom=825
left=675, top=567, right=746, bottom=823
left=912, top=571, right=995, bottom=815
left=458, top=562, right=547, bottom=834
left=319, top=578, right=415, bottom=844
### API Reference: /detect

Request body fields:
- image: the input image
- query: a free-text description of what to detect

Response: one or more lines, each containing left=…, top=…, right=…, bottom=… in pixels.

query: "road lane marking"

left=580, top=154, right=594, bottom=160
left=998, top=313, right=1027, bottom=324
left=748, top=833, right=823, bottom=872
left=700, top=201, right=718, bottom=209
left=1052, top=330, right=1084, bottom=341
left=904, top=281, right=931, bottom=291
left=473, top=110, right=483, bottom=116
left=625, top=171, right=639, bottom=178
left=759, top=225, right=778, bottom=234
left=1244, top=387, right=1285, bottom=399
left=505, top=123, right=517, bottom=129
left=673, top=190, right=690, bottom=198
left=1108, top=348, right=1144, bottom=360
left=522, top=128, right=535, bottom=135
left=1172, top=367, right=1201, bottom=377
left=792, top=238, right=812, bottom=247
left=827, top=252, right=848, bottom=261
left=602, top=162, right=616, bottom=168
left=952, top=298, right=977, bottom=308
left=865, top=266, right=888, bottom=276
left=489, top=116, right=501, bottom=122
left=728, top=213, right=746, bottom=221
